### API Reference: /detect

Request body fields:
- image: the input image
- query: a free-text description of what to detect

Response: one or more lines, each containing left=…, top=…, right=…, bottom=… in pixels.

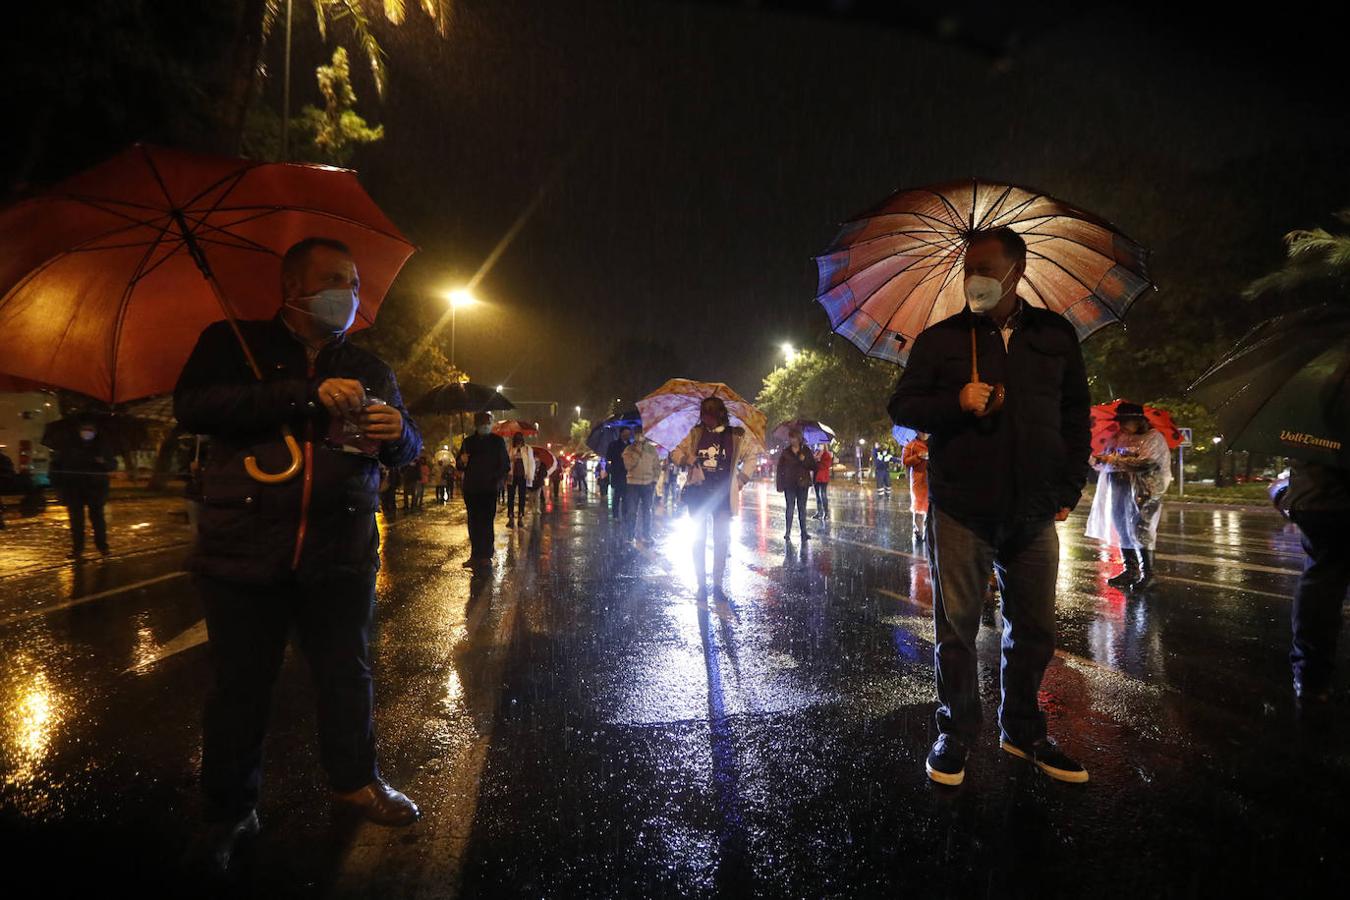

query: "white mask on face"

left=964, top=265, right=1017, bottom=314
left=80, top=429, right=96, bottom=442
left=477, top=425, right=491, bottom=436
left=287, top=287, right=359, bottom=334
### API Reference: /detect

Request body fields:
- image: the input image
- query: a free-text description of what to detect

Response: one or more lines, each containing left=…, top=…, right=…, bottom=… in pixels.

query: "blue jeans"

left=626, top=482, right=655, bottom=539
left=929, top=507, right=1059, bottom=747
left=1290, top=510, right=1350, bottom=691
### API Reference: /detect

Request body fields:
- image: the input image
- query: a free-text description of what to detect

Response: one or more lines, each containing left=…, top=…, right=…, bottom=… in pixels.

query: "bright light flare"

left=446, top=288, right=477, bottom=309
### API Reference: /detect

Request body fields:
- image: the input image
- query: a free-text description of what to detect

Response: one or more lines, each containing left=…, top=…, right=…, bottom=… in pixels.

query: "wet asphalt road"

left=1, top=482, right=1347, bottom=898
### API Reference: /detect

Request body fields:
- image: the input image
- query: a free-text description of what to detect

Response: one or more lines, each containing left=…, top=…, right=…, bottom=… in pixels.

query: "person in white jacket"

left=622, top=425, right=661, bottom=542
left=506, top=433, right=536, bottom=528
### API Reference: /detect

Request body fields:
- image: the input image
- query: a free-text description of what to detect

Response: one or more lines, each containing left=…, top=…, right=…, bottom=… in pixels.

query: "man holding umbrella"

left=175, top=237, right=423, bottom=870
left=889, top=227, right=1092, bottom=787
left=606, top=426, right=632, bottom=523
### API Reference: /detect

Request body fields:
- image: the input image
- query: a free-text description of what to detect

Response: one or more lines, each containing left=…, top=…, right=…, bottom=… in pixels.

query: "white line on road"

left=0, top=571, right=190, bottom=627
left=124, top=618, right=210, bottom=673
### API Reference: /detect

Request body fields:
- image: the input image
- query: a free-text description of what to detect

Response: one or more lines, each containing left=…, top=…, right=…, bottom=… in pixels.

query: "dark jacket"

left=1285, top=461, right=1350, bottom=513
left=457, top=432, right=510, bottom=494
left=173, top=317, right=421, bottom=585
left=776, top=445, right=816, bottom=493
left=606, top=438, right=629, bottom=483
left=51, top=435, right=114, bottom=499
left=888, top=306, right=1091, bottom=526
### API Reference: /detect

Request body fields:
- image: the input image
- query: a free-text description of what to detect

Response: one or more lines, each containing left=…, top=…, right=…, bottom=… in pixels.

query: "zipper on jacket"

left=291, top=359, right=318, bottom=571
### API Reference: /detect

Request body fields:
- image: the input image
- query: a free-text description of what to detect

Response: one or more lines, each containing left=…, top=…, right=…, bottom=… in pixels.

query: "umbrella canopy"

left=637, top=379, right=767, bottom=452
left=1090, top=400, right=1185, bottom=453
left=531, top=445, right=557, bottom=475
left=585, top=410, right=641, bottom=454
left=1189, top=304, right=1350, bottom=465
left=770, top=419, right=836, bottom=446
left=892, top=424, right=918, bottom=447
left=0, top=144, right=414, bottom=403
left=492, top=419, right=539, bottom=438
left=814, top=179, right=1154, bottom=364
left=409, top=382, right=514, bottom=416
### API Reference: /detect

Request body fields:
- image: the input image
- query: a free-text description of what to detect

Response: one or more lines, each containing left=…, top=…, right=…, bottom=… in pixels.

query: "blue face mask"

left=287, top=288, right=359, bottom=334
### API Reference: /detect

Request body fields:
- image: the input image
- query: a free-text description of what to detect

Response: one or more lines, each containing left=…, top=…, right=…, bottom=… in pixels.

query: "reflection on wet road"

left=0, top=483, right=1346, bottom=896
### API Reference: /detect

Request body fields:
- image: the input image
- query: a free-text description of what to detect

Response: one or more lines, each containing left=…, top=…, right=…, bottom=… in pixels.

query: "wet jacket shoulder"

left=1286, top=461, right=1350, bottom=512
left=606, top=439, right=629, bottom=479
left=888, top=306, right=1091, bottom=524
left=776, top=445, right=816, bottom=492
left=458, top=432, right=510, bottom=494
left=172, top=317, right=422, bottom=586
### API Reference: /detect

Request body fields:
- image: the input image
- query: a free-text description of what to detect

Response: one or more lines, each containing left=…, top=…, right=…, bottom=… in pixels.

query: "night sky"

left=7, top=1, right=1349, bottom=424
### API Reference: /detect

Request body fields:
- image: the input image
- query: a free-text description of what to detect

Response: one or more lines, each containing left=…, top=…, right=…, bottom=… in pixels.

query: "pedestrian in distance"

left=1086, top=402, right=1171, bottom=591
left=173, top=236, right=423, bottom=873
left=776, top=428, right=815, bottom=543
left=597, top=460, right=609, bottom=502
left=457, top=412, right=510, bottom=566
left=873, top=443, right=892, bottom=495
left=50, top=416, right=115, bottom=560
left=1277, top=460, right=1350, bottom=706
left=606, top=426, right=632, bottom=522
left=444, top=459, right=457, bottom=501
left=903, top=434, right=930, bottom=544
left=811, top=442, right=833, bottom=520
left=622, top=424, right=661, bottom=543
left=506, top=433, right=535, bottom=528
left=400, top=459, right=419, bottom=510
left=670, top=396, right=755, bottom=599
left=889, top=227, right=1093, bottom=787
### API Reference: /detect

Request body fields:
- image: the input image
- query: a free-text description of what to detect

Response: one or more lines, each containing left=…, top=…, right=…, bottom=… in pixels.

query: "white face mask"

left=477, top=425, right=491, bottom=436
left=964, top=265, right=1017, bottom=314
left=287, top=287, right=359, bottom=334
left=80, top=429, right=96, bottom=442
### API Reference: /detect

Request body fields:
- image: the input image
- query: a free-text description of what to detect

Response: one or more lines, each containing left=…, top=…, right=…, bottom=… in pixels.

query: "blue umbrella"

left=771, top=419, right=836, bottom=446
left=586, top=410, right=642, bottom=454
left=892, top=424, right=918, bottom=447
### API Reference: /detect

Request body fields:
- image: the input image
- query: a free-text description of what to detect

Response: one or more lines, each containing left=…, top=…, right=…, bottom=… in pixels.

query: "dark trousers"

left=814, top=481, right=829, bottom=517
left=464, top=490, right=497, bottom=560
left=198, top=573, right=377, bottom=821
left=64, top=489, right=108, bottom=554
left=784, top=485, right=809, bottom=534
left=507, top=475, right=527, bottom=519
left=1290, top=510, right=1350, bottom=690
left=610, top=478, right=627, bottom=519
left=627, top=482, right=655, bottom=539
left=690, top=485, right=731, bottom=585
left=929, top=507, right=1058, bottom=747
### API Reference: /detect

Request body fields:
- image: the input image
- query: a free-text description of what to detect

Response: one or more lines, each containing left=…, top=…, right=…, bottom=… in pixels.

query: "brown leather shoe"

left=332, top=779, right=421, bottom=827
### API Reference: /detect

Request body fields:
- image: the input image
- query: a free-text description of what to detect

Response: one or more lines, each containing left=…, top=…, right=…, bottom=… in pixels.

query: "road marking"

left=0, top=571, right=190, bottom=627
left=124, top=618, right=209, bottom=673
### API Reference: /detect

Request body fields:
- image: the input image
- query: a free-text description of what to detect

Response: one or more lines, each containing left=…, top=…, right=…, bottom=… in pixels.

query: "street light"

left=781, top=342, right=797, bottom=365
left=1212, top=436, right=1224, bottom=485
left=443, top=288, right=478, bottom=369
left=496, top=384, right=504, bottom=393
left=575, top=405, right=582, bottom=417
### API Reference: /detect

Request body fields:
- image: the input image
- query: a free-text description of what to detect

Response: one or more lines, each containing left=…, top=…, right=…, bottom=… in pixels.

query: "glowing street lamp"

left=496, top=384, right=504, bottom=393
left=781, top=342, right=797, bottom=365
left=443, top=288, right=478, bottom=369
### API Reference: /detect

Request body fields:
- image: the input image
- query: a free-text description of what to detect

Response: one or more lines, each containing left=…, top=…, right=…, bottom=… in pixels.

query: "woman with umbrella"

left=669, top=396, right=758, bottom=597
left=1085, top=402, right=1172, bottom=591
left=776, top=426, right=816, bottom=543
left=506, top=432, right=536, bottom=528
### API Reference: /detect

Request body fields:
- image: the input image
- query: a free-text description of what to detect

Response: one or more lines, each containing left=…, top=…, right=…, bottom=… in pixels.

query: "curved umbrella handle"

left=244, top=428, right=304, bottom=484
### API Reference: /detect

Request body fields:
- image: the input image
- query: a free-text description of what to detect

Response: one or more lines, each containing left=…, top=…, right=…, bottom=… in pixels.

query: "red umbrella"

left=0, top=144, right=413, bottom=481
left=1091, top=400, right=1185, bottom=453
left=531, top=445, right=557, bottom=474
left=492, top=419, right=539, bottom=438
left=0, top=144, right=413, bottom=403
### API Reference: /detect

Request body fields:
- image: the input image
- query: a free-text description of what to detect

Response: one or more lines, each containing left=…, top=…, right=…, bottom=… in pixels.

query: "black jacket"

left=50, top=436, right=115, bottom=498
left=174, top=317, right=421, bottom=585
left=1285, top=461, right=1350, bottom=513
left=606, top=438, right=629, bottom=483
left=888, top=305, right=1091, bottom=526
left=457, top=432, right=510, bottom=494
left=776, top=445, right=816, bottom=492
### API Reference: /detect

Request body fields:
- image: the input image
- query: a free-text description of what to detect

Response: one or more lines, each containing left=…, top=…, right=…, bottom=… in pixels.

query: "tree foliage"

left=755, top=346, right=897, bottom=448
left=568, top=418, right=592, bottom=453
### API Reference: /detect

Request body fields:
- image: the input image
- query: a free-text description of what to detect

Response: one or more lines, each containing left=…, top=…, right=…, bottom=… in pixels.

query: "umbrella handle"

left=969, top=327, right=1006, bottom=415
left=244, top=427, right=304, bottom=484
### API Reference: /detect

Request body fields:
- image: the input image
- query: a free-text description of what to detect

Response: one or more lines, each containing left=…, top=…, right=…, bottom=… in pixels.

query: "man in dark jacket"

left=174, top=237, right=422, bottom=871
left=457, top=411, right=510, bottom=567
left=889, top=227, right=1091, bottom=787
left=1282, top=460, right=1350, bottom=705
left=606, top=427, right=632, bottom=522
left=50, top=417, right=115, bottom=559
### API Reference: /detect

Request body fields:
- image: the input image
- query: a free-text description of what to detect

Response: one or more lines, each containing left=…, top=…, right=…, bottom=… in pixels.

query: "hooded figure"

left=1085, top=401, right=1172, bottom=591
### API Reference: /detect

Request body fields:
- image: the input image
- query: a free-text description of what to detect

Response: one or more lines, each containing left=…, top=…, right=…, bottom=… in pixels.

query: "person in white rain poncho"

left=1085, top=402, right=1172, bottom=591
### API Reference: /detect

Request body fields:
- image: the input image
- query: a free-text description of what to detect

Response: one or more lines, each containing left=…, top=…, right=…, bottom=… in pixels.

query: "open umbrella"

left=892, top=424, right=918, bottom=447
left=531, top=445, right=557, bottom=475
left=0, top=144, right=414, bottom=481
left=814, top=178, right=1154, bottom=365
left=771, top=419, right=836, bottom=446
left=585, top=410, right=642, bottom=454
left=1090, top=400, right=1185, bottom=454
left=637, top=379, right=766, bottom=452
left=492, top=419, right=539, bottom=438
left=1189, top=304, right=1350, bottom=465
left=409, top=382, right=514, bottom=416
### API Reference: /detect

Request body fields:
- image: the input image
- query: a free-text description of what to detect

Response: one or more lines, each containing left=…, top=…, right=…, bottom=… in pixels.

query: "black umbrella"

left=586, top=410, right=641, bottom=454
left=409, top=382, right=515, bottom=416
left=1188, top=304, right=1350, bottom=465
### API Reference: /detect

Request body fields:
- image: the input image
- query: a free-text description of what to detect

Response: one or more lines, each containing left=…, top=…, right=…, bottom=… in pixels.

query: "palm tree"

left=1244, top=208, right=1350, bottom=301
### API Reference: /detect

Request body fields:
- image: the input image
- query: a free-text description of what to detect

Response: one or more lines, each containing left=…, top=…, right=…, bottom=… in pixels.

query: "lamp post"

left=1212, top=436, right=1224, bottom=486
left=445, top=289, right=477, bottom=369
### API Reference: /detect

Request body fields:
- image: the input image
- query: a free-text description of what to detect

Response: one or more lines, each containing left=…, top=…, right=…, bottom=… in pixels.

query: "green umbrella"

left=1188, top=304, right=1350, bottom=465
